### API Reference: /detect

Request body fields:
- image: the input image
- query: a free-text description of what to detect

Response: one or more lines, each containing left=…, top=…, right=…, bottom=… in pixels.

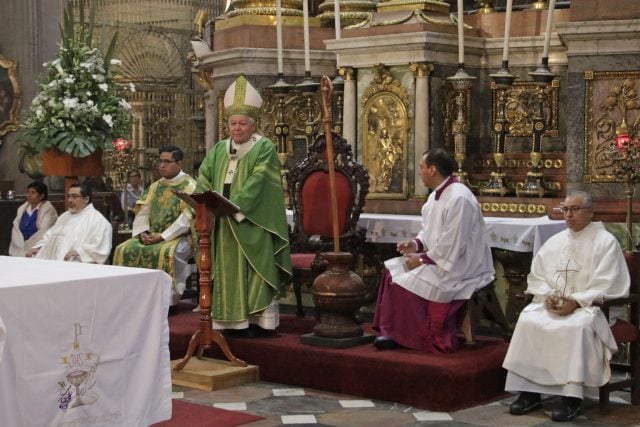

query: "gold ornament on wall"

left=360, top=64, right=410, bottom=199
left=583, top=70, right=640, bottom=183
left=491, top=80, right=559, bottom=138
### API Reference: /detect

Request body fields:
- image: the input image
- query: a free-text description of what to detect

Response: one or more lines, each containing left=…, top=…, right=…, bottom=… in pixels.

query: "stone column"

left=340, top=67, right=356, bottom=148
left=410, top=62, right=433, bottom=196
left=205, top=88, right=217, bottom=150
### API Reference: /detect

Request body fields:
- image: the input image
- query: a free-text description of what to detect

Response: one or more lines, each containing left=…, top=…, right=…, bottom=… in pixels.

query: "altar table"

left=287, top=210, right=567, bottom=255
left=0, top=257, right=172, bottom=427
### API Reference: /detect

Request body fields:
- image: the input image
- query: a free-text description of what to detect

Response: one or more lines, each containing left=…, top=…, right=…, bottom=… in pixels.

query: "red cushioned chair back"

left=300, top=170, right=352, bottom=237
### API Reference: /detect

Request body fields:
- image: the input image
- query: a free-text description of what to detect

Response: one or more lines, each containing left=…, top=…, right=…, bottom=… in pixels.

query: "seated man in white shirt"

left=503, top=190, right=630, bottom=422
left=27, top=182, right=112, bottom=263
left=112, top=145, right=197, bottom=307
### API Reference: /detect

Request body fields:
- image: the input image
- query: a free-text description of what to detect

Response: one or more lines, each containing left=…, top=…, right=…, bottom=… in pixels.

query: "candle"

left=457, top=0, right=464, bottom=65
left=541, top=0, right=556, bottom=59
left=502, top=0, right=513, bottom=62
left=303, top=0, right=310, bottom=72
left=334, top=0, right=341, bottom=40
left=276, top=0, right=284, bottom=74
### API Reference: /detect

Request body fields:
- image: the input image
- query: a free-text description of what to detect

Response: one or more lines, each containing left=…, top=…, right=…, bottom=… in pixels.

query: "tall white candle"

left=541, top=0, right=556, bottom=59
left=502, top=0, right=513, bottom=62
left=303, top=0, right=310, bottom=72
left=457, top=0, right=464, bottom=65
left=276, top=0, right=284, bottom=74
left=334, top=0, right=341, bottom=40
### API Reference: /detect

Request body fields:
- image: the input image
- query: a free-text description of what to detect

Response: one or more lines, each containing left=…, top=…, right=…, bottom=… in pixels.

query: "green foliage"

left=19, top=0, right=134, bottom=158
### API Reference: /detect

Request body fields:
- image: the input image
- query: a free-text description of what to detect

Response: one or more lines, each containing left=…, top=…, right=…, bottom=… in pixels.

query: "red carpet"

left=152, top=399, right=264, bottom=427
left=170, top=303, right=509, bottom=411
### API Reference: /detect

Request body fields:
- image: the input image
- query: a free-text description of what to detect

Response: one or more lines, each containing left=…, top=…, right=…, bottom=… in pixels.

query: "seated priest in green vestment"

left=196, top=75, right=292, bottom=337
left=113, top=145, right=197, bottom=306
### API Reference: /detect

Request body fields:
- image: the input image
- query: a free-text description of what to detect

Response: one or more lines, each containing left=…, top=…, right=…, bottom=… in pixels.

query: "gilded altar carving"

left=583, top=70, right=640, bottom=183
left=361, top=64, right=410, bottom=199
left=259, top=88, right=322, bottom=155
left=442, top=84, right=471, bottom=150
left=491, top=80, right=559, bottom=138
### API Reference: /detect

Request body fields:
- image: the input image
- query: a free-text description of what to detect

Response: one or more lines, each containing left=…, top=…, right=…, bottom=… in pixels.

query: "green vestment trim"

left=197, top=136, right=292, bottom=322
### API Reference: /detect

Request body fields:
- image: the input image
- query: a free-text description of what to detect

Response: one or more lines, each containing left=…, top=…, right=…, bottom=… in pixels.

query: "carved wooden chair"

left=597, top=250, right=640, bottom=413
left=287, top=131, right=369, bottom=317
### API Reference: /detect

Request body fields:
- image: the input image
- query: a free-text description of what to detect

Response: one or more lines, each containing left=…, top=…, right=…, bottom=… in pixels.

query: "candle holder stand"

left=331, top=74, right=344, bottom=136
left=296, top=72, right=321, bottom=147
left=516, top=60, right=557, bottom=198
left=270, top=75, right=293, bottom=202
left=609, top=122, right=640, bottom=251
left=480, top=63, right=516, bottom=196
left=446, top=66, right=476, bottom=189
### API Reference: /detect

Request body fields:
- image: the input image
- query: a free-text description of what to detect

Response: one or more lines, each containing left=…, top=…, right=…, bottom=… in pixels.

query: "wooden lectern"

left=173, top=190, right=247, bottom=371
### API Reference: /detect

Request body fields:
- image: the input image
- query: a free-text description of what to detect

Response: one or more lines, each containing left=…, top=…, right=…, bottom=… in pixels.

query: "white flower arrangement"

left=19, top=0, right=134, bottom=159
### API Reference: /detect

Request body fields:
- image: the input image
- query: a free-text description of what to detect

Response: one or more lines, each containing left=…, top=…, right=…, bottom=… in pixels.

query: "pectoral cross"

left=554, top=258, right=580, bottom=298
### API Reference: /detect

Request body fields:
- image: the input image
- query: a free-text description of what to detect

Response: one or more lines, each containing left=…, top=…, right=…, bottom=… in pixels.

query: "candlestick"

left=276, top=0, right=284, bottom=74
left=541, top=0, right=556, bottom=59
left=334, top=0, right=341, bottom=40
left=303, top=0, right=310, bottom=72
left=502, top=0, right=513, bottom=62
left=457, top=0, right=464, bottom=65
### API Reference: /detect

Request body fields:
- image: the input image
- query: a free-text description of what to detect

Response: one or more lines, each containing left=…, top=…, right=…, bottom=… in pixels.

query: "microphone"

left=229, top=142, right=237, bottom=155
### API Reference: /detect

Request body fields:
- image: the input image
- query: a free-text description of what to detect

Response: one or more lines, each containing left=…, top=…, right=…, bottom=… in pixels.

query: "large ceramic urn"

left=311, top=251, right=366, bottom=339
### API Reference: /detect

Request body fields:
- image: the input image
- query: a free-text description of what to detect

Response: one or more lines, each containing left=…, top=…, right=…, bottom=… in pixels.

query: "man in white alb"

left=503, top=190, right=629, bottom=422
left=27, top=182, right=112, bottom=263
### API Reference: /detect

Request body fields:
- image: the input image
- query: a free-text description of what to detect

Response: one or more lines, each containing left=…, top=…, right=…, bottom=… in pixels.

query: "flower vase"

left=311, top=252, right=366, bottom=339
left=41, top=148, right=104, bottom=177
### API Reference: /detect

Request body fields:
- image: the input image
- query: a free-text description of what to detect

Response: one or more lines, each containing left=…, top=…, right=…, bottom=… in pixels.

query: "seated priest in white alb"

left=26, top=182, right=112, bottom=263
left=503, top=190, right=630, bottom=422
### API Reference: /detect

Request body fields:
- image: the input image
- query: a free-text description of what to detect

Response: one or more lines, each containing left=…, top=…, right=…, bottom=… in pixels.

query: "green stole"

left=113, top=174, right=196, bottom=282
left=197, top=136, right=292, bottom=322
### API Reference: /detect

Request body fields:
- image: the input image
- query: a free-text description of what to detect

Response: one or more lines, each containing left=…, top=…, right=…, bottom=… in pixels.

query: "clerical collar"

left=434, top=175, right=457, bottom=201
left=228, top=134, right=259, bottom=160
left=164, top=170, right=185, bottom=183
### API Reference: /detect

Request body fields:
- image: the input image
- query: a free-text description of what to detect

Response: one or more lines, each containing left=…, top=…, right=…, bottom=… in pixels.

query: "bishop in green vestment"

left=197, top=75, right=292, bottom=333
left=113, top=146, right=197, bottom=305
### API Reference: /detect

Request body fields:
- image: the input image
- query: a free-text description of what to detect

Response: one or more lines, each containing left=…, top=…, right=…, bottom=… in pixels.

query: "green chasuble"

left=113, top=174, right=197, bottom=283
left=197, top=136, right=292, bottom=323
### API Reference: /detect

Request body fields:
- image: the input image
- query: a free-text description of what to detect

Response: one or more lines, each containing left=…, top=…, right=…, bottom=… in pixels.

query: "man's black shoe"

left=373, top=336, right=400, bottom=350
left=224, top=324, right=274, bottom=338
left=551, top=397, right=582, bottom=422
left=509, top=392, right=542, bottom=415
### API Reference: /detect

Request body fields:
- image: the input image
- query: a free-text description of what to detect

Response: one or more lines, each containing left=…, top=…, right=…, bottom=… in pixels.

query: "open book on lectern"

left=171, top=189, right=240, bottom=216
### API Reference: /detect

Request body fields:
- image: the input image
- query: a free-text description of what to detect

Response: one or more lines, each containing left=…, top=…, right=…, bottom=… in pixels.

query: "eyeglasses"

left=66, top=193, right=85, bottom=199
left=129, top=174, right=140, bottom=178
left=158, top=159, right=177, bottom=165
left=561, top=205, right=592, bottom=214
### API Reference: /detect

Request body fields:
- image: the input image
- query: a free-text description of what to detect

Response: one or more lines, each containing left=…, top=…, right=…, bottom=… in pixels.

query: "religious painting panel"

left=359, top=64, right=411, bottom=199
left=491, top=80, right=559, bottom=138
left=0, top=54, right=21, bottom=140
left=583, top=70, right=640, bottom=183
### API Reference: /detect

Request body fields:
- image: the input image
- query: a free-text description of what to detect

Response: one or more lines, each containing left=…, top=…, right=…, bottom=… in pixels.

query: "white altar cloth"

left=0, top=256, right=172, bottom=427
left=287, top=210, right=566, bottom=255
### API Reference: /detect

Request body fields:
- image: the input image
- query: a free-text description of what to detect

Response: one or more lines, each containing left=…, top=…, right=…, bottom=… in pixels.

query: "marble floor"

left=172, top=380, right=639, bottom=426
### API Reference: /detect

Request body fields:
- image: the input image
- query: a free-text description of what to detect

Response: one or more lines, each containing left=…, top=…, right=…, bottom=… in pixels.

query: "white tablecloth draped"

left=287, top=210, right=566, bottom=255
left=0, top=256, right=172, bottom=427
